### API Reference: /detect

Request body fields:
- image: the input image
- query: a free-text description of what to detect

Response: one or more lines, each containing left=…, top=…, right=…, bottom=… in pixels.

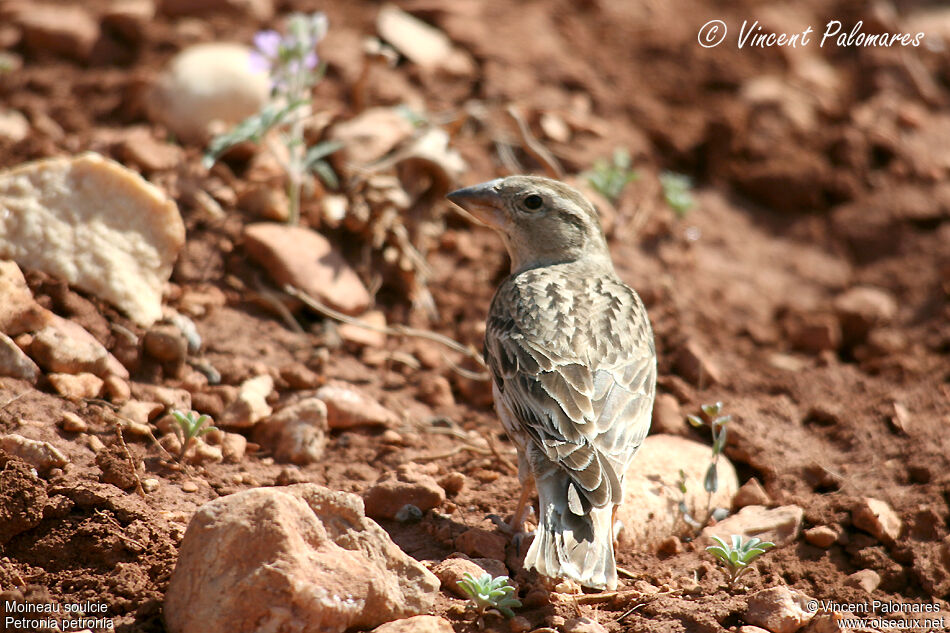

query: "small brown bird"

left=447, top=175, right=656, bottom=590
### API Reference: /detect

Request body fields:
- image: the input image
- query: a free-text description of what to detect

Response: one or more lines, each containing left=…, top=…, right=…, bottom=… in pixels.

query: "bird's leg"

left=509, top=475, right=536, bottom=534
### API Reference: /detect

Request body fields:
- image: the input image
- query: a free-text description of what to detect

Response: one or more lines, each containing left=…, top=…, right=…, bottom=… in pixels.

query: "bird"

left=446, top=175, right=656, bottom=591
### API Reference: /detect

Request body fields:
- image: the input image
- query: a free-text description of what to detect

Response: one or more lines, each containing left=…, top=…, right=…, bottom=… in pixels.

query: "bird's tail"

left=523, top=472, right=617, bottom=590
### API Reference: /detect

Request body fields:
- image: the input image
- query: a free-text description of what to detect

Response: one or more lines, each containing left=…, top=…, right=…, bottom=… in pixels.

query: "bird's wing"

left=486, top=273, right=656, bottom=512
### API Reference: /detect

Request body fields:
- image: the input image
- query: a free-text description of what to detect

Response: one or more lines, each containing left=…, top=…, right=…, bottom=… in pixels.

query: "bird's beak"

left=446, top=179, right=505, bottom=228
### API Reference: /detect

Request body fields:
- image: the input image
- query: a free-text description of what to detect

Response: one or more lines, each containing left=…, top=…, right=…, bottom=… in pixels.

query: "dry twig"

left=507, top=105, right=564, bottom=178
left=284, top=283, right=490, bottom=380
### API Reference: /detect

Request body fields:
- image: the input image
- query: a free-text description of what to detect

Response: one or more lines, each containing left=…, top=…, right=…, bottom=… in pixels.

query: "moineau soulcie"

left=448, top=175, right=656, bottom=590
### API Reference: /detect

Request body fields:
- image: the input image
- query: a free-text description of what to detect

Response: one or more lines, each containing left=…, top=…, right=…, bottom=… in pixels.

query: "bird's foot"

left=487, top=513, right=512, bottom=534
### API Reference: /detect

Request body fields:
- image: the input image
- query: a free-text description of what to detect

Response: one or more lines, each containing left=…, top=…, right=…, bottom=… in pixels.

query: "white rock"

left=0, top=110, right=29, bottom=143
left=852, top=497, right=902, bottom=543
left=376, top=4, right=473, bottom=75
left=0, top=153, right=185, bottom=326
left=0, top=332, right=40, bottom=383
left=219, top=374, right=273, bottom=428
left=148, top=43, right=270, bottom=143
left=745, top=586, right=814, bottom=633
left=254, top=398, right=328, bottom=465
left=704, top=505, right=804, bottom=547
left=164, top=484, right=440, bottom=633
left=0, top=434, right=68, bottom=471
left=618, top=434, right=738, bottom=546
left=371, top=615, right=453, bottom=633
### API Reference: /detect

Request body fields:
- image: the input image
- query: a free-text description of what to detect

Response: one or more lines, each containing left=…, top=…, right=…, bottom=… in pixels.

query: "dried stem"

left=283, top=283, right=490, bottom=379
left=507, top=105, right=563, bottom=179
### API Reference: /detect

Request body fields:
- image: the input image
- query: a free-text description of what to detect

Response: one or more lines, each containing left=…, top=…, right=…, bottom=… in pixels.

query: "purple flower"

left=254, top=30, right=282, bottom=58
left=247, top=14, right=326, bottom=87
left=249, top=30, right=281, bottom=72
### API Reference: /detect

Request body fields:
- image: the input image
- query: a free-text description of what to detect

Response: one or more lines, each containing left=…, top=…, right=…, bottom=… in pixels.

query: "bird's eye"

left=523, top=194, right=543, bottom=210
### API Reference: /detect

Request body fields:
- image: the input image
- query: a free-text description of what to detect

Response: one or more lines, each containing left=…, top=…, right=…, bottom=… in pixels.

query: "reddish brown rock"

left=0, top=261, right=52, bottom=336
left=164, top=484, right=440, bottom=633
left=244, top=223, right=371, bottom=316
left=11, top=3, right=99, bottom=61
left=317, top=381, right=399, bottom=429
left=363, top=464, right=445, bottom=520
left=745, top=586, right=814, bottom=633
left=454, top=527, right=507, bottom=562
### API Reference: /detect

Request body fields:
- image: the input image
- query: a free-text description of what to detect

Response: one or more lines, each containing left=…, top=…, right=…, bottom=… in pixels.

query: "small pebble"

left=439, top=472, right=466, bottom=495
left=86, top=435, right=106, bottom=453
left=181, top=480, right=198, bottom=492
left=142, top=478, right=159, bottom=493
left=380, top=429, right=404, bottom=445
left=60, top=412, right=88, bottom=433
left=509, top=615, right=532, bottom=633
left=657, top=535, right=683, bottom=556
left=804, top=525, right=838, bottom=548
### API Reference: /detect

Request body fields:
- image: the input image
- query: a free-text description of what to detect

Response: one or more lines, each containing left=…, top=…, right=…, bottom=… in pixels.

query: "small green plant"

left=204, top=12, right=342, bottom=224
left=171, top=410, right=216, bottom=462
left=583, top=147, right=639, bottom=203
left=707, top=535, right=775, bottom=587
left=660, top=171, right=694, bottom=216
left=457, top=572, right=521, bottom=622
left=675, top=402, right=731, bottom=533
left=675, top=468, right=701, bottom=531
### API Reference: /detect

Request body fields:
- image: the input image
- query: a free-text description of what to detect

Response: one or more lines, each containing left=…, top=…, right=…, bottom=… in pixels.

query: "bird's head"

left=446, top=175, right=611, bottom=274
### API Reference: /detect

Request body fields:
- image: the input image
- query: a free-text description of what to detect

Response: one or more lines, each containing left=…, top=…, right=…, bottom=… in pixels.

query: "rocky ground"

left=0, top=0, right=949, bottom=632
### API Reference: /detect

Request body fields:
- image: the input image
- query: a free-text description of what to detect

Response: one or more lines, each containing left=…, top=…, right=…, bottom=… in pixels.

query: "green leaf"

left=704, top=463, right=718, bottom=493
left=304, top=140, right=344, bottom=167
left=203, top=100, right=307, bottom=168
left=310, top=159, right=339, bottom=189
left=701, top=402, right=721, bottom=417
left=687, top=414, right=706, bottom=428
left=712, top=425, right=728, bottom=455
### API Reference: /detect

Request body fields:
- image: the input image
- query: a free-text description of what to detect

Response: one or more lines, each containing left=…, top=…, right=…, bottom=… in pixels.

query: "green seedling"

left=457, top=572, right=522, bottom=623
left=677, top=402, right=732, bottom=532
left=583, top=147, right=639, bottom=203
left=204, top=12, right=342, bottom=224
left=707, top=534, right=775, bottom=587
left=171, top=409, right=216, bottom=462
left=660, top=171, right=694, bottom=216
